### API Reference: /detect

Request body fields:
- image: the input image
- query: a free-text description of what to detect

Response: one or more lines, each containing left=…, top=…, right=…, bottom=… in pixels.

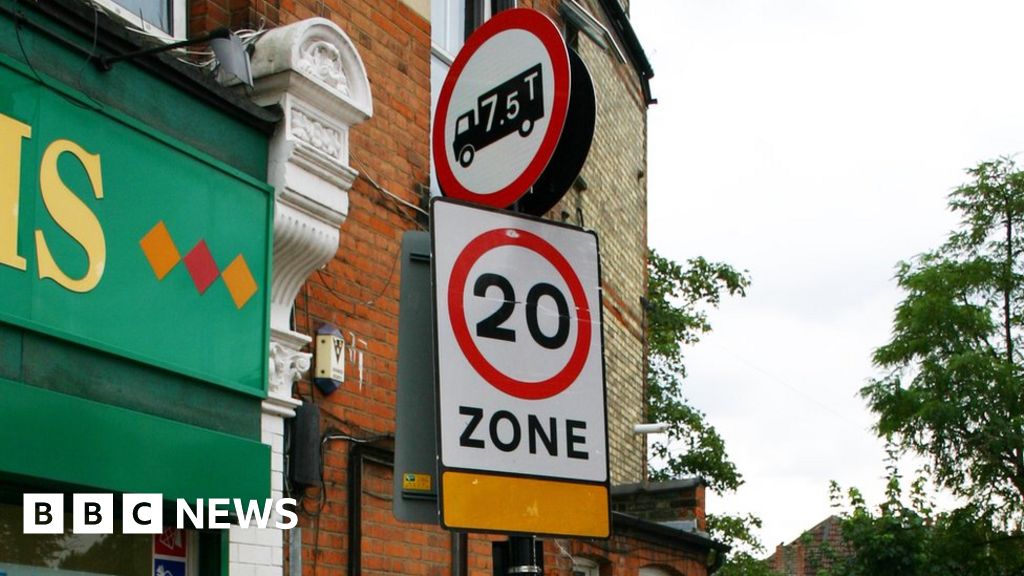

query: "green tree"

left=862, top=157, right=1024, bottom=523
left=826, top=453, right=1024, bottom=576
left=646, top=250, right=778, bottom=574
left=646, top=250, right=748, bottom=490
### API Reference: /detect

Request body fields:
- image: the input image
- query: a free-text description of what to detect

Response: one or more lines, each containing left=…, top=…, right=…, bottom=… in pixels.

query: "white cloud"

left=633, top=0, right=1024, bottom=550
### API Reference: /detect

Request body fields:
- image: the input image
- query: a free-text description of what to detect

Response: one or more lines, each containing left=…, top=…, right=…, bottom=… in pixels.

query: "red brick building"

left=768, top=516, right=849, bottom=576
left=0, top=0, right=729, bottom=573
left=200, top=0, right=729, bottom=574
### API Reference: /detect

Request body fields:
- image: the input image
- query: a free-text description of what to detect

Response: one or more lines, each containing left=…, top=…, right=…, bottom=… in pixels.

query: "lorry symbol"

left=452, top=63, right=544, bottom=168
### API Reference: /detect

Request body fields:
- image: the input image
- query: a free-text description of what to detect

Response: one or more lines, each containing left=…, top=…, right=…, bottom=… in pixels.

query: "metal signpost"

left=396, top=8, right=606, bottom=575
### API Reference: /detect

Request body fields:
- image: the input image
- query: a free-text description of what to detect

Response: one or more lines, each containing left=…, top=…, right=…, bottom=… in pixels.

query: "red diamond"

left=183, top=240, right=219, bottom=294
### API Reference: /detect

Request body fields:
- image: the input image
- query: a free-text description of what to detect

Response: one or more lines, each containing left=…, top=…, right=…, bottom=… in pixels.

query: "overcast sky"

left=631, top=0, right=1024, bottom=552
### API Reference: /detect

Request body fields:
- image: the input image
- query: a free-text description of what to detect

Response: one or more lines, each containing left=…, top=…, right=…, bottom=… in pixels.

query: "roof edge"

left=594, top=0, right=655, bottom=105
left=613, top=512, right=731, bottom=553
left=611, top=477, right=707, bottom=496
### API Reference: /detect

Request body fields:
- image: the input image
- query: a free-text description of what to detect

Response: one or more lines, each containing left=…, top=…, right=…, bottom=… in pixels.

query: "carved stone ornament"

left=268, top=341, right=311, bottom=398
left=297, top=40, right=350, bottom=97
left=245, top=18, right=372, bottom=419
left=247, top=18, right=372, bottom=122
left=232, top=18, right=373, bottom=569
left=291, top=107, right=344, bottom=160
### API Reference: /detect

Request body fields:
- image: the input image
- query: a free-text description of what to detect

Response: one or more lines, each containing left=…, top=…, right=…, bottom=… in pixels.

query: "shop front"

left=0, top=4, right=276, bottom=573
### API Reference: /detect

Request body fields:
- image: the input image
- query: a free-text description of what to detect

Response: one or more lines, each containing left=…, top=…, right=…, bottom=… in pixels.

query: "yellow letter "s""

left=36, top=139, right=106, bottom=292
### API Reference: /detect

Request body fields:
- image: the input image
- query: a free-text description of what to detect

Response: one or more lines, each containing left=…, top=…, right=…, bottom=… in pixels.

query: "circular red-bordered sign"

left=433, top=9, right=571, bottom=208
left=447, top=227, right=591, bottom=400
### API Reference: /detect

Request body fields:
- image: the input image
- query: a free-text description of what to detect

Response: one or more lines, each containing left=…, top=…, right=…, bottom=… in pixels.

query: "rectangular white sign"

left=432, top=199, right=608, bottom=483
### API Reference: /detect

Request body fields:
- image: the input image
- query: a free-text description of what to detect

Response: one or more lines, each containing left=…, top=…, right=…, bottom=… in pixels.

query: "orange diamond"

left=140, top=221, right=181, bottom=280
left=222, top=254, right=258, bottom=309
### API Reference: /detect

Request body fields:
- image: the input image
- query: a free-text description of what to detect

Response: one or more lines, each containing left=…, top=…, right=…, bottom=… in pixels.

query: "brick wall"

left=611, top=480, right=708, bottom=531
left=182, top=0, right=674, bottom=572
left=768, top=516, right=850, bottom=576
left=546, top=0, right=649, bottom=486
left=190, top=0, right=647, bottom=488
left=568, top=534, right=708, bottom=576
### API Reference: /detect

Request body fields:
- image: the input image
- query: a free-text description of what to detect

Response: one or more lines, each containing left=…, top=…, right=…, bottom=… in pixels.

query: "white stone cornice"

left=246, top=18, right=372, bottom=413
left=235, top=18, right=371, bottom=576
left=268, top=200, right=340, bottom=332
left=248, top=17, right=373, bottom=131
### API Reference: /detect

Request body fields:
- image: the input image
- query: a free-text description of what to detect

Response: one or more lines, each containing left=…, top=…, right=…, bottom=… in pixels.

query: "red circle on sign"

left=448, top=228, right=592, bottom=400
left=432, top=9, right=571, bottom=208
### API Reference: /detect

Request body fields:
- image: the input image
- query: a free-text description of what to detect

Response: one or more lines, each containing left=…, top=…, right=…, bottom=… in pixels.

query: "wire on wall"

left=351, top=157, right=430, bottom=227
left=311, top=431, right=391, bottom=576
left=315, top=243, right=401, bottom=309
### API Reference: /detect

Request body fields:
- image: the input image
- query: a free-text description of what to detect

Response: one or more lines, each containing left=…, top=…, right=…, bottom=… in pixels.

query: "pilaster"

left=230, top=18, right=372, bottom=576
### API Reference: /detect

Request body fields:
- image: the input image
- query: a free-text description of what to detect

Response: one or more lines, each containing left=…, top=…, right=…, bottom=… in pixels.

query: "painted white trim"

left=226, top=19, right=372, bottom=576
left=573, top=558, right=600, bottom=576
left=560, top=0, right=627, bottom=63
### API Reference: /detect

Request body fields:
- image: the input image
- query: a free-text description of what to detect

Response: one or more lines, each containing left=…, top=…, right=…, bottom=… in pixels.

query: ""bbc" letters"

left=22, top=493, right=299, bottom=534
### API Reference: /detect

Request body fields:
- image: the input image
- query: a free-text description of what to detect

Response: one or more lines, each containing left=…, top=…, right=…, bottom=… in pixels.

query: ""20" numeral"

left=474, top=273, right=570, bottom=349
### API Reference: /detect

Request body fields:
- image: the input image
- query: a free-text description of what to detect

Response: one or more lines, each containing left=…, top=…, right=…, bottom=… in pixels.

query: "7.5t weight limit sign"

left=432, top=198, right=609, bottom=538
left=433, top=9, right=571, bottom=209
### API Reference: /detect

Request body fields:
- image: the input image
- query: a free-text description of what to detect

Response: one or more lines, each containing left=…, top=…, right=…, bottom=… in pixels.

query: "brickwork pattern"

left=228, top=405, right=288, bottom=576
left=180, top=0, right=687, bottom=573
left=552, top=0, right=649, bottom=486
left=569, top=537, right=707, bottom=576
left=768, top=516, right=850, bottom=576
left=612, top=482, right=707, bottom=531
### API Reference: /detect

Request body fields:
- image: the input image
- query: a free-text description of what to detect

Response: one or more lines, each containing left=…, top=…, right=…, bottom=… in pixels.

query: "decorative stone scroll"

left=247, top=18, right=373, bottom=416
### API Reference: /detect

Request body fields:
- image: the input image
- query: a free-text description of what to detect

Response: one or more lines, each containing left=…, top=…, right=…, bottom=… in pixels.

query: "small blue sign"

left=154, top=559, right=186, bottom=576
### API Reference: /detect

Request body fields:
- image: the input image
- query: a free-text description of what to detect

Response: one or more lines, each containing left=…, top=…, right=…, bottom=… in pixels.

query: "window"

left=559, top=0, right=626, bottom=62
left=93, top=0, right=186, bottom=39
left=0, top=499, right=216, bottom=575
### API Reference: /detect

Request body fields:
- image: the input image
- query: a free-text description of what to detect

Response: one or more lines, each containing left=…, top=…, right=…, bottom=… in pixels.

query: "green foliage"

left=825, top=451, right=1024, bottom=576
left=708, top=512, right=766, bottom=550
left=714, top=551, right=784, bottom=576
left=709, top=513, right=784, bottom=576
left=862, top=157, right=1024, bottom=522
left=646, top=250, right=749, bottom=493
left=646, top=249, right=773, bottom=573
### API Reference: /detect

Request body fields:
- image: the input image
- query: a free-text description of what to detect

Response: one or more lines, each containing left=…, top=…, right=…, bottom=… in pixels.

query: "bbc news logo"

left=23, top=494, right=298, bottom=534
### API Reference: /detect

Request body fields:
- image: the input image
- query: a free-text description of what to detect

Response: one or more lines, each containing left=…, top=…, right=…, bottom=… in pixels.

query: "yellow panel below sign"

left=442, top=471, right=609, bottom=538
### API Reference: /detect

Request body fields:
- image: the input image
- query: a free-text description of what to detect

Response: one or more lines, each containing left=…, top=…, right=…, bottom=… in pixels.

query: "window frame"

left=92, top=0, right=187, bottom=41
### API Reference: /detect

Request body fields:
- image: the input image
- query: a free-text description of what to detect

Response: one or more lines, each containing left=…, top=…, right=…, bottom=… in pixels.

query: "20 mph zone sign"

left=431, top=198, right=609, bottom=538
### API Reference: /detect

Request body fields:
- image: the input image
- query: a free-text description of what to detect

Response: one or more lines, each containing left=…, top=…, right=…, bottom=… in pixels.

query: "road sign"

left=518, top=48, right=595, bottom=216
left=432, top=9, right=571, bottom=208
left=431, top=198, right=609, bottom=537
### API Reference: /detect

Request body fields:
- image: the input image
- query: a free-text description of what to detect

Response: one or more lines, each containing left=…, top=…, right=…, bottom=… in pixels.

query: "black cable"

left=312, top=431, right=391, bottom=575
left=73, top=0, right=100, bottom=86
left=13, top=0, right=44, bottom=85
left=8, top=0, right=102, bottom=111
left=314, top=247, right=400, bottom=309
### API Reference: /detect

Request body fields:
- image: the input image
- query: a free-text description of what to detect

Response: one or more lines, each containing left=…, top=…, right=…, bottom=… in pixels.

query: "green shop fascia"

left=0, top=1, right=280, bottom=572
